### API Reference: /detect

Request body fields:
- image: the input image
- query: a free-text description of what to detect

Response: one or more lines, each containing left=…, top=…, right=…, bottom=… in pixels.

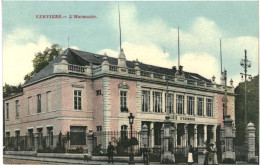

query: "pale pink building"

left=4, top=48, right=235, bottom=149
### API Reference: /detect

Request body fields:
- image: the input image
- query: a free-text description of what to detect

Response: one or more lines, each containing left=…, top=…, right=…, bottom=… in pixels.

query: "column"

left=213, top=125, right=217, bottom=143
left=162, top=91, right=166, bottom=113
left=87, top=130, right=94, bottom=155
left=141, top=124, right=149, bottom=148
left=194, top=125, right=197, bottom=147
left=175, top=123, right=178, bottom=147
left=173, top=93, right=177, bottom=114
left=204, top=125, right=207, bottom=145
left=204, top=97, right=207, bottom=116
left=184, top=124, right=188, bottom=147
left=184, top=94, right=187, bottom=115
left=151, top=122, right=154, bottom=147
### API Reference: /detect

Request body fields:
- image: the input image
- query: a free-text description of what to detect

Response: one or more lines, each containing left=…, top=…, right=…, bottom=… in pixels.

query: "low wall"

left=37, top=153, right=84, bottom=159
left=5, top=151, right=143, bottom=163
left=4, top=151, right=36, bottom=156
left=92, top=156, right=143, bottom=163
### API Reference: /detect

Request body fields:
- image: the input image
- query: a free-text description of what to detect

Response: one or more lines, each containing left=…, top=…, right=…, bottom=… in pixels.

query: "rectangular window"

left=70, top=126, right=86, bottom=145
left=6, top=132, right=10, bottom=138
left=176, top=95, right=184, bottom=114
left=37, top=94, right=41, bottom=113
left=165, top=93, right=174, bottom=113
left=153, top=91, right=162, bottom=113
left=15, top=100, right=19, bottom=118
left=121, top=125, right=128, bottom=139
left=206, top=98, right=213, bottom=117
left=74, top=90, right=82, bottom=110
left=37, top=128, right=43, bottom=147
left=96, top=90, right=101, bottom=96
left=6, top=103, right=9, bottom=120
left=47, top=127, right=53, bottom=146
left=187, top=96, right=195, bottom=115
left=15, top=130, right=20, bottom=137
left=5, top=132, right=10, bottom=146
left=197, top=97, right=204, bottom=116
left=27, top=129, right=34, bottom=148
left=142, top=91, right=150, bottom=112
left=46, top=91, right=51, bottom=111
left=120, top=91, right=128, bottom=112
left=28, top=97, right=32, bottom=115
left=96, top=126, right=102, bottom=132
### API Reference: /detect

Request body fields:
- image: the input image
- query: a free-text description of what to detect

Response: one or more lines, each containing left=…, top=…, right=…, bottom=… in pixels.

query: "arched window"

left=121, top=125, right=128, bottom=139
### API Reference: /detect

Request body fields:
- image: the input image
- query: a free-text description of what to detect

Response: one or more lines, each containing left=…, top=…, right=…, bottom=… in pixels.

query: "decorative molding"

left=118, top=81, right=130, bottom=89
left=72, top=84, right=84, bottom=88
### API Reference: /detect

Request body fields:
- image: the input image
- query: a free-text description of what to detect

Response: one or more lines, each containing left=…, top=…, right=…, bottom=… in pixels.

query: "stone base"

left=248, top=156, right=259, bottom=164
left=198, top=154, right=205, bottom=164
left=222, top=151, right=235, bottom=162
left=161, top=151, right=175, bottom=164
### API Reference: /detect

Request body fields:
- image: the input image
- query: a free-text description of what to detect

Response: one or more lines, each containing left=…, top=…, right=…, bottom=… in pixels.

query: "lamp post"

left=222, top=69, right=228, bottom=118
left=240, top=49, right=252, bottom=125
left=128, top=113, right=135, bottom=164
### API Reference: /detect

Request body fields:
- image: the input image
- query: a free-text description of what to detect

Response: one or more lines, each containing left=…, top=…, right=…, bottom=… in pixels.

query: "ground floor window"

left=121, top=125, right=128, bottom=139
left=70, top=126, right=86, bottom=145
left=47, top=127, right=53, bottom=146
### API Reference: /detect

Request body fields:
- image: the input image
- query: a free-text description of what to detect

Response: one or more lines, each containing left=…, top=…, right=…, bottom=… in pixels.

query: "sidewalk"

left=4, top=154, right=254, bottom=165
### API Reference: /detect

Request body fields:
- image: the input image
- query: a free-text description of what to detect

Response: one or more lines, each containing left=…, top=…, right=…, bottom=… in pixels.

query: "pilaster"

left=102, top=77, right=111, bottom=148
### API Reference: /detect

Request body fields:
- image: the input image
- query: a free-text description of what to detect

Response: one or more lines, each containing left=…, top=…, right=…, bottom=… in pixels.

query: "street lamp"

left=240, top=49, right=252, bottom=125
left=230, top=79, right=233, bottom=86
left=128, top=113, right=135, bottom=165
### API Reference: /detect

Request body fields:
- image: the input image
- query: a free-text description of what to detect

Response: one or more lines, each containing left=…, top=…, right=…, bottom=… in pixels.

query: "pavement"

left=3, top=154, right=256, bottom=165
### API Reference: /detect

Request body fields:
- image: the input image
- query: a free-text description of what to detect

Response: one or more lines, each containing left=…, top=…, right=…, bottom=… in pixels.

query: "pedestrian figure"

left=142, top=144, right=150, bottom=165
left=188, top=145, right=194, bottom=165
left=203, top=141, right=212, bottom=165
left=211, top=142, right=218, bottom=165
left=107, top=142, right=115, bottom=163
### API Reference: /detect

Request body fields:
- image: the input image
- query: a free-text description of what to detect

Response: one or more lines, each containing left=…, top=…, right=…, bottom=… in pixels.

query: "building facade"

left=4, top=48, right=235, bottom=149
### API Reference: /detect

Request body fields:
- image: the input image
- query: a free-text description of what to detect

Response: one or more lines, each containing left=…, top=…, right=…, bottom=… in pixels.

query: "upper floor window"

left=97, top=126, right=102, bottom=132
left=15, top=100, right=19, bottom=118
left=37, top=94, right=41, bottom=113
left=120, top=91, right=128, bottom=112
left=206, top=98, right=213, bottom=117
left=28, top=97, right=32, bottom=115
left=46, top=91, right=51, bottom=111
left=153, top=91, right=162, bottom=113
left=165, top=93, right=174, bottom=113
left=6, top=103, right=9, bottom=120
left=197, top=97, right=204, bottom=116
left=142, top=91, right=150, bottom=112
left=96, top=90, right=101, bottom=96
left=187, top=96, right=195, bottom=115
left=74, top=90, right=82, bottom=110
left=176, top=95, right=184, bottom=114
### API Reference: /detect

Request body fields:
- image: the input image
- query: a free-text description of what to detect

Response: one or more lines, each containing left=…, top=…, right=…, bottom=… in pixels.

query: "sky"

left=2, top=1, right=259, bottom=87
